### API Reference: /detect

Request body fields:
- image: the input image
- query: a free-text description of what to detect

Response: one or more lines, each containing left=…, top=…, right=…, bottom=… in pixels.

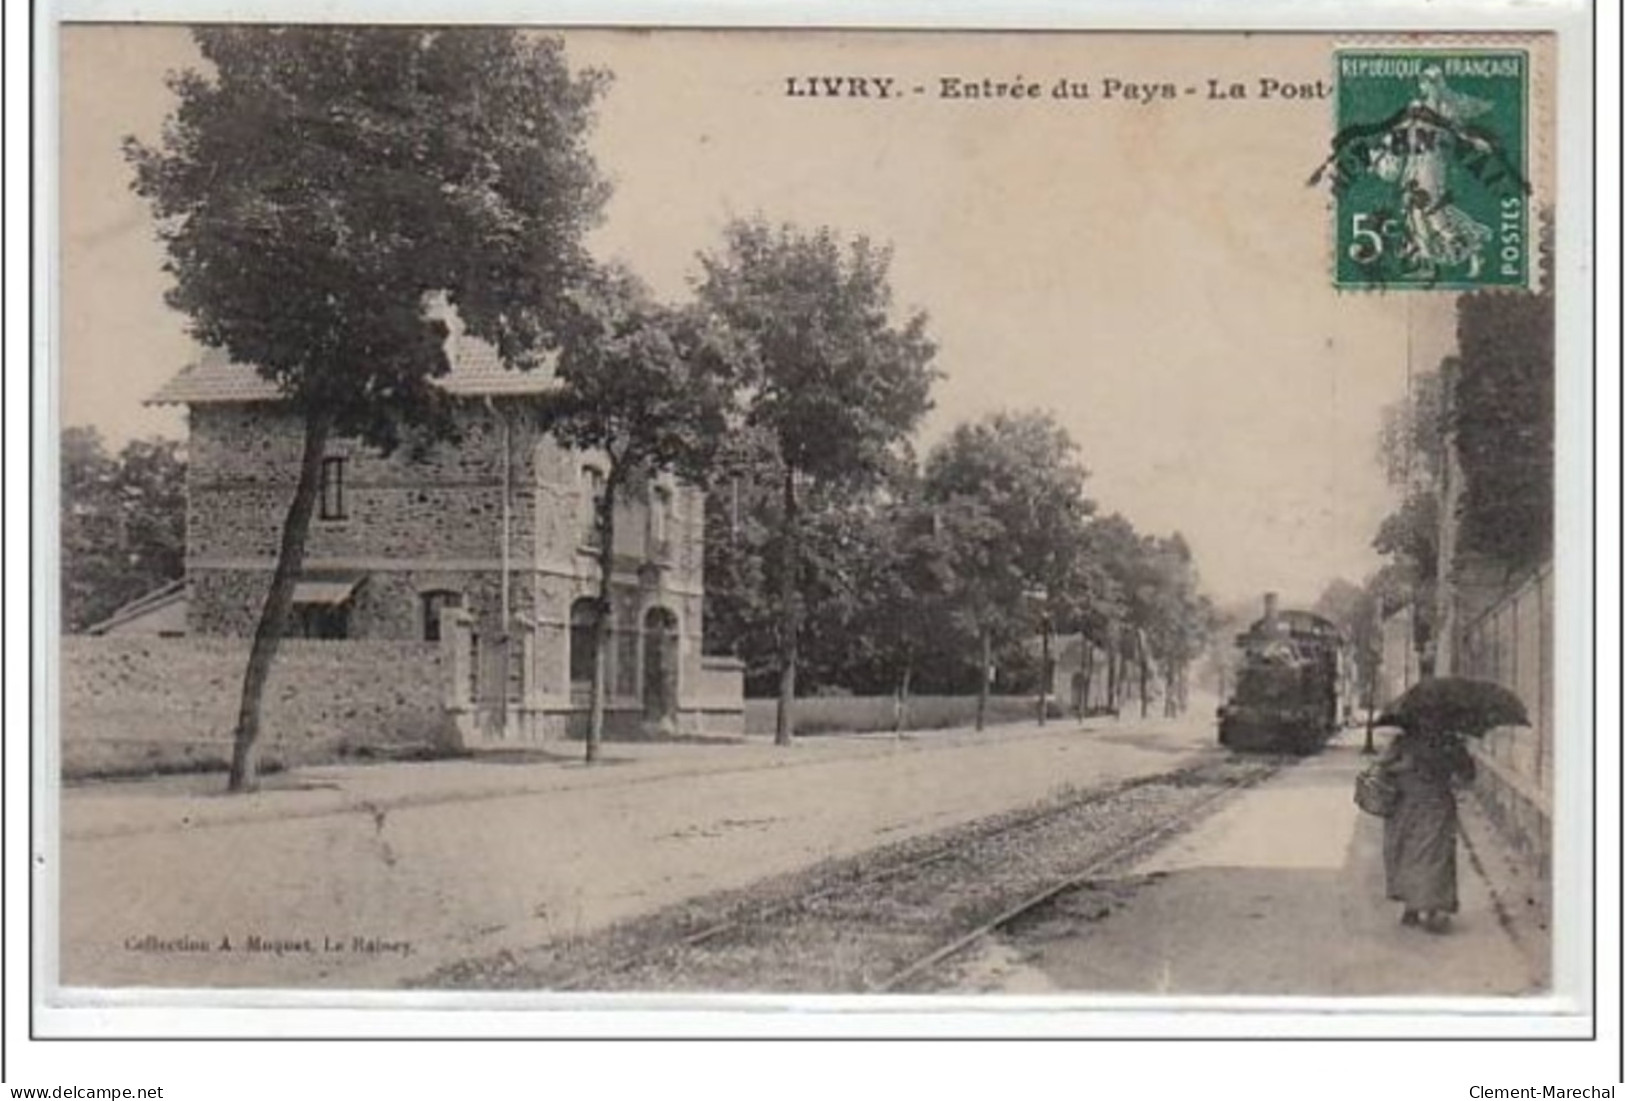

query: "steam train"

left=1217, top=594, right=1344, bottom=755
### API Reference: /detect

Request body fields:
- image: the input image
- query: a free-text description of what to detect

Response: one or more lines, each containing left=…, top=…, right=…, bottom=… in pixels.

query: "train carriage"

left=1217, top=594, right=1343, bottom=755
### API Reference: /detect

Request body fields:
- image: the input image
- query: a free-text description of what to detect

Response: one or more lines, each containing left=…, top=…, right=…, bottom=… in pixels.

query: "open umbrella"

left=1376, top=676, right=1530, bottom=737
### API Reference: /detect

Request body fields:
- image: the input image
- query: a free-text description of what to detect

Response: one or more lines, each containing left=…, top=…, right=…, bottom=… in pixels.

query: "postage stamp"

left=1325, top=50, right=1530, bottom=290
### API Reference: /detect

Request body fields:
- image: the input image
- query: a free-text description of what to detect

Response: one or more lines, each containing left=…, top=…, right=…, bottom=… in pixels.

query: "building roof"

left=147, top=336, right=557, bottom=407
left=84, top=579, right=188, bottom=636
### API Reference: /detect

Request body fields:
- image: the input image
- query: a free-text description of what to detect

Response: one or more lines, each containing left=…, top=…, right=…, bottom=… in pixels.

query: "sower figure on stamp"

left=1373, top=65, right=1497, bottom=278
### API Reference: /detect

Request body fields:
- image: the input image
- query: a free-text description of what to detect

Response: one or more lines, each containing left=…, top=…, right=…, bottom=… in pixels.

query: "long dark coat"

left=1379, top=729, right=1476, bottom=913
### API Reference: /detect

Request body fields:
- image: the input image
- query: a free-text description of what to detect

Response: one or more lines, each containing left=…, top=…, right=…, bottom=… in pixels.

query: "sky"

left=57, top=25, right=1466, bottom=608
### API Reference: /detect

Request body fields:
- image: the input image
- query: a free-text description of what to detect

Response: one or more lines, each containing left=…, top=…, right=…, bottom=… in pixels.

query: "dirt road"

left=57, top=714, right=1215, bottom=991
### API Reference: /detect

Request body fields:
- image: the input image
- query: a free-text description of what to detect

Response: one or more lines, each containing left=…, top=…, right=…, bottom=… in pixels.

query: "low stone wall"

left=1468, top=744, right=1552, bottom=897
left=59, top=636, right=447, bottom=777
left=694, top=656, right=746, bottom=735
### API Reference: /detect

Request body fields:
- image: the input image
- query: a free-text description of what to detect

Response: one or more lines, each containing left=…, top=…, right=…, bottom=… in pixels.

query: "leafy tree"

left=127, top=26, right=608, bottom=790
left=701, top=423, right=780, bottom=689
left=1376, top=366, right=1446, bottom=488
left=1371, top=487, right=1440, bottom=657
left=61, top=428, right=187, bottom=631
left=1081, top=513, right=1149, bottom=713
left=791, top=487, right=897, bottom=694
left=809, top=473, right=966, bottom=719
left=854, top=484, right=965, bottom=722
left=1067, top=523, right=1131, bottom=713
left=1138, top=533, right=1212, bottom=718
left=925, top=492, right=1017, bottom=728
left=1371, top=364, right=1446, bottom=668
left=1196, top=598, right=1251, bottom=705
left=1452, top=289, right=1554, bottom=572
left=696, top=219, right=938, bottom=744
left=1315, top=575, right=1382, bottom=712
left=548, top=267, right=735, bottom=761
left=1366, top=561, right=1416, bottom=618
left=923, top=411, right=1095, bottom=730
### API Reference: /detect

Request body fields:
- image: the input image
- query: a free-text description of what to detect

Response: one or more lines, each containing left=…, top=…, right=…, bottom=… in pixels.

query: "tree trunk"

left=586, top=476, right=617, bottom=763
left=1138, top=642, right=1150, bottom=719
left=228, top=407, right=332, bottom=793
left=893, top=660, right=913, bottom=736
left=975, top=625, right=992, bottom=732
left=1105, top=630, right=1119, bottom=715
left=1080, top=642, right=1093, bottom=720
left=1037, top=620, right=1051, bottom=726
left=774, top=465, right=799, bottom=746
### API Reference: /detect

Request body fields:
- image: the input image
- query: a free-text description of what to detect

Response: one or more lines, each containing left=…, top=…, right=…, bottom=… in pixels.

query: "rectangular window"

left=649, top=486, right=673, bottom=561
left=421, top=590, right=463, bottom=642
left=319, top=457, right=347, bottom=521
left=580, top=465, right=605, bottom=548
left=290, top=604, right=349, bottom=639
left=616, top=612, right=640, bottom=698
left=569, top=599, right=600, bottom=687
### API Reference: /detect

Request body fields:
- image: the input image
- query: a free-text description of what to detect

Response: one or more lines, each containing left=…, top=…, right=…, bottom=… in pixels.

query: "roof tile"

left=147, top=337, right=556, bottom=406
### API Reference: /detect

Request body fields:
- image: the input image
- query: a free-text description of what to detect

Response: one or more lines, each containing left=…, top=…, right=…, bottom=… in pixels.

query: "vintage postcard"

left=45, top=18, right=1589, bottom=1039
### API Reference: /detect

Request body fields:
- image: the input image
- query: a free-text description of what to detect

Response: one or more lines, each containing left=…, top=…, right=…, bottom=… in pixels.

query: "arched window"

left=569, top=597, right=601, bottom=688
left=642, top=607, right=679, bottom=722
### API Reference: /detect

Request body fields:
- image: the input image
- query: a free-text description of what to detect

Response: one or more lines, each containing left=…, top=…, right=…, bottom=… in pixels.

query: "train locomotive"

left=1217, top=593, right=1343, bottom=755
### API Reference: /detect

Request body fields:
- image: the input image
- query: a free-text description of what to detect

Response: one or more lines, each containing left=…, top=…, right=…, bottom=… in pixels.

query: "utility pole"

left=1363, top=622, right=1380, bottom=755
left=1038, top=613, right=1051, bottom=726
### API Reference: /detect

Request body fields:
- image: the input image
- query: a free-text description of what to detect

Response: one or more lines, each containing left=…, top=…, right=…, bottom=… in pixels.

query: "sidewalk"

left=986, top=727, right=1549, bottom=996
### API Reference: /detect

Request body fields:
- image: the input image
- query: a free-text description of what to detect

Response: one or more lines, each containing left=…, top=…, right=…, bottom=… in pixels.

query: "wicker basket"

left=1354, top=766, right=1399, bottom=817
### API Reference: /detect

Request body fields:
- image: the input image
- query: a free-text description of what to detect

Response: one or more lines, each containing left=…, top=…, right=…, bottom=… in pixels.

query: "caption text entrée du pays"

left=784, top=75, right=1333, bottom=103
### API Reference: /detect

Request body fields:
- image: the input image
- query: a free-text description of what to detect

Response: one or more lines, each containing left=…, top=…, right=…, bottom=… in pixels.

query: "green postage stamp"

left=1325, top=50, right=1529, bottom=290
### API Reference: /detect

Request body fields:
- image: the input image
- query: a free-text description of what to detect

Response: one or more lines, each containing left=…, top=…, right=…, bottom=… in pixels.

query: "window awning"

left=291, top=577, right=364, bottom=607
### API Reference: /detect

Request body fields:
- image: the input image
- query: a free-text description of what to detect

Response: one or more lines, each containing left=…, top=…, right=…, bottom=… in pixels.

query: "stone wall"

left=1455, top=563, right=1553, bottom=894
left=59, top=636, right=447, bottom=776
left=741, top=695, right=1052, bottom=737
left=190, top=566, right=528, bottom=641
left=187, top=404, right=529, bottom=564
left=692, top=656, right=746, bottom=735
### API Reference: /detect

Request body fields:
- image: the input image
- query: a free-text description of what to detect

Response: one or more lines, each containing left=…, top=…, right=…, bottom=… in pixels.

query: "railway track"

left=872, top=766, right=1267, bottom=992
left=419, top=752, right=1285, bottom=994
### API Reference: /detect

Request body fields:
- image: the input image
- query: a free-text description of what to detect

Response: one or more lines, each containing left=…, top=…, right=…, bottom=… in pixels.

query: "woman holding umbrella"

left=1374, top=677, right=1528, bottom=933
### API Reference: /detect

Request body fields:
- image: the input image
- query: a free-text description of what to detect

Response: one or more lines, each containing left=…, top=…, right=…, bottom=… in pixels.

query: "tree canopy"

left=549, top=265, right=737, bottom=758
left=696, top=219, right=939, bottom=488
left=126, top=26, right=610, bottom=789
left=127, top=26, right=609, bottom=451
left=1452, top=290, right=1554, bottom=572
left=61, top=428, right=187, bottom=632
left=696, top=219, right=939, bottom=742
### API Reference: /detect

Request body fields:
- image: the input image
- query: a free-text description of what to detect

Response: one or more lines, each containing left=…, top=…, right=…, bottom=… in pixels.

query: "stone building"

left=148, top=326, right=744, bottom=745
